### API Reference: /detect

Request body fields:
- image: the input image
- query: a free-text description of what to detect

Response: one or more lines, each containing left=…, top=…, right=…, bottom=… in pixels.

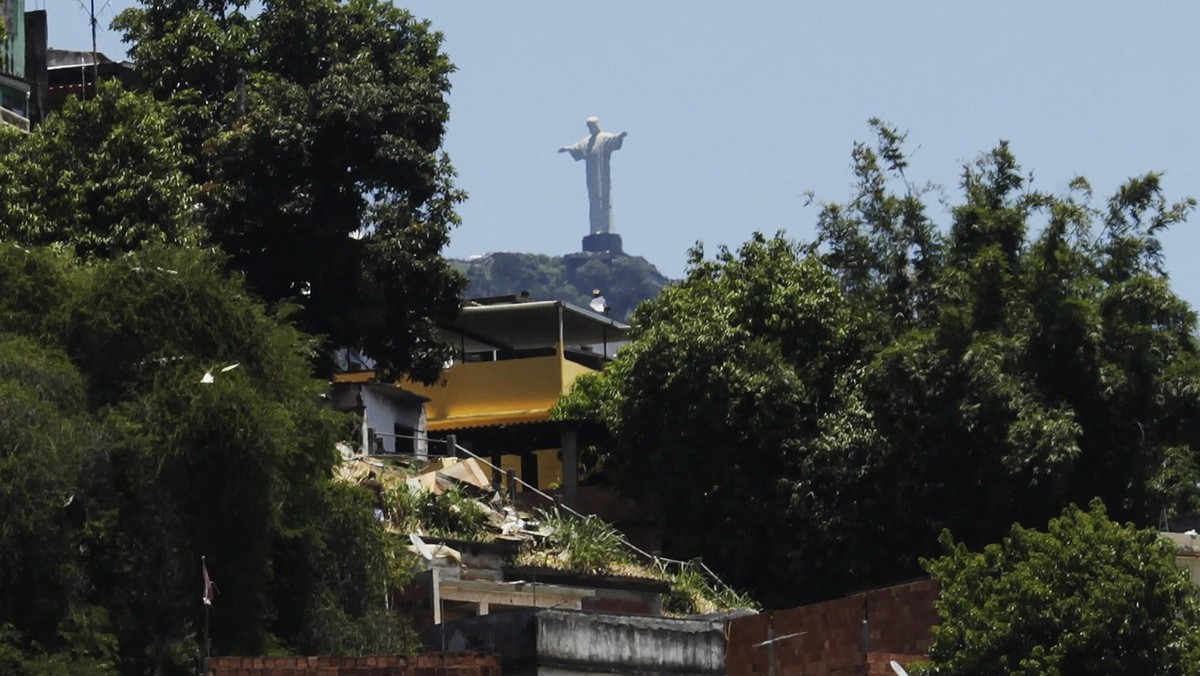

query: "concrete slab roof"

left=442, top=300, right=630, bottom=352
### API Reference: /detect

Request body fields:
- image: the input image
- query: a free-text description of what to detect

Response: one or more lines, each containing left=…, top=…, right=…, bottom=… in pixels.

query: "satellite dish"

left=890, top=660, right=910, bottom=676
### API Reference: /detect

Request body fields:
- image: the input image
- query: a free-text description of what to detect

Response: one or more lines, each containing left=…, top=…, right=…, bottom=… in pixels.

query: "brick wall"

left=207, top=651, right=500, bottom=676
left=866, top=652, right=925, bottom=675
left=726, top=579, right=938, bottom=676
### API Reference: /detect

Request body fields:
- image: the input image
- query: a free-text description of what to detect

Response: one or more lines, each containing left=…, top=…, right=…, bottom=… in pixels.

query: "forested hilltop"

left=452, top=251, right=670, bottom=320
left=0, top=0, right=465, bottom=672
left=558, top=119, right=1200, bottom=609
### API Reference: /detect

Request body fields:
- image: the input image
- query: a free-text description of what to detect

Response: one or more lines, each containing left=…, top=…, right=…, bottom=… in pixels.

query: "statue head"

left=586, top=116, right=600, bottom=134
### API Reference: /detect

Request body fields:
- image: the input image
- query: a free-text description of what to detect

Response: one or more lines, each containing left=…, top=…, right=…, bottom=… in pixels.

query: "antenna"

left=74, top=0, right=113, bottom=98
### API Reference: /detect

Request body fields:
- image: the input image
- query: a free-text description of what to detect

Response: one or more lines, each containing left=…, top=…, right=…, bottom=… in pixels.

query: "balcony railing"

left=0, top=106, right=29, bottom=132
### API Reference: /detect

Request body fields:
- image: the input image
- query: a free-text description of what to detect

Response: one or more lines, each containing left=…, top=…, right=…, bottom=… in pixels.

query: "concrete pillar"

left=23, top=10, right=46, bottom=125
left=561, top=429, right=578, bottom=510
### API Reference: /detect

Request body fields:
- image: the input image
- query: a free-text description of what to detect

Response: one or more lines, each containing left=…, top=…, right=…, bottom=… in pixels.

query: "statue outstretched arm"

left=559, top=141, right=588, bottom=160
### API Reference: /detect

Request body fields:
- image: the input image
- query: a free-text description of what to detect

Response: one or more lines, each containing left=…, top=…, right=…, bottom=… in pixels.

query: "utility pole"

left=75, top=0, right=105, bottom=98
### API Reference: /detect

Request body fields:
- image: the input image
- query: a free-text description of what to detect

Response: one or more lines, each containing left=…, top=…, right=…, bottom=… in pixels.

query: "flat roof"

left=442, top=301, right=630, bottom=352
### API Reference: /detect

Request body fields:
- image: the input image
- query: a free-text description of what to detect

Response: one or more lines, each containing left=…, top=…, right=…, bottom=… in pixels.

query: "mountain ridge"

left=451, top=250, right=672, bottom=322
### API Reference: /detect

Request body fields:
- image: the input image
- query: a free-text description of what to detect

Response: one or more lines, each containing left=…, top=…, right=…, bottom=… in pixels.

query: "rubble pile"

left=333, top=452, right=755, bottom=615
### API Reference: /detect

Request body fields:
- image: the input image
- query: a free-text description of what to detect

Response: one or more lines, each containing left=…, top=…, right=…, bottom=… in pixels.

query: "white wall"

left=361, top=386, right=427, bottom=454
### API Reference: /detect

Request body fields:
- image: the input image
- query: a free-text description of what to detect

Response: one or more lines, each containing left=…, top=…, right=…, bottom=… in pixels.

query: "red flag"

left=202, top=557, right=216, bottom=606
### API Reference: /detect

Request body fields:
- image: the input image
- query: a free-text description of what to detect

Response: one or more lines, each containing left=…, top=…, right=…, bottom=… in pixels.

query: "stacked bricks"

left=207, top=651, right=500, bottom=676
left=726, top=579, right=938, bottom=676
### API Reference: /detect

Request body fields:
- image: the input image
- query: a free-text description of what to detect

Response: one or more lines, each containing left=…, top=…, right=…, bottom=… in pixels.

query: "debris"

left=200, top=363, right=238, bottom=383
left=405, top=540, right=461, bottom=565
left=429, top=457, right=491, bottom=490
left=409, top=533, right=435, bottom=560
left=407, top=472, right=440, bottom=494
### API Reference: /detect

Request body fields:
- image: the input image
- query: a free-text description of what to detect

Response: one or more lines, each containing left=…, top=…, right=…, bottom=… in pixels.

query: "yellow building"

left=336, top=298, right=628, bottom=509
left=405, top=298, right=628, bottom=508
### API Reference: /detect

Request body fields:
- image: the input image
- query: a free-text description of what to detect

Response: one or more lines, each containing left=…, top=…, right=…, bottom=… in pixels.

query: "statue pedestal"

left=582, top=233, right=623, bottom=254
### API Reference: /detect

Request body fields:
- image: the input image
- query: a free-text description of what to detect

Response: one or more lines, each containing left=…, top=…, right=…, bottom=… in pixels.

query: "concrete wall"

left=536, top=610, right=725, bottom=676
left=361, top=385, right=426, bottom=454
left=726, top=579, right=937, bottom=676
left=427, top=609, right=726, bottom=676
left=330, top=382, right=427, bottom=454
left=581, top=591, right=658, bottom=616
left=207, top=652, right=499, bottom=676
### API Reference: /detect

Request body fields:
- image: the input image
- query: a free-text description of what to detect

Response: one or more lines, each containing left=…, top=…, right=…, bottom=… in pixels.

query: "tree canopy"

left=0, top=244, right=413, bottom=675
left=0, top=2, right=470, bottom=670
left=453, top=251, right=670, bottom=320
left=113, top=0, right=466, bottom=380
left=0, top=82, right=198, bottom=258
left=922, top=501, right=1200, bottom=676
left=557, top=120, right=1200, bottom=606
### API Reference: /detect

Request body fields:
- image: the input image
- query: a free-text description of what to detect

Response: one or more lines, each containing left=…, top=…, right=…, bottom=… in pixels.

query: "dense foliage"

left=0, top=1, right=468, bottom=669
left=557, top=120, right=1200, bottom=606
left=0, top=83, right=198, bottom=258
left=113, top=0, right=465, bottom=381
left=0, top=245, right=412, bottom=675
left=454, top=251, right=669, bottom=320
left=923, top=502, right=1200, bottom=675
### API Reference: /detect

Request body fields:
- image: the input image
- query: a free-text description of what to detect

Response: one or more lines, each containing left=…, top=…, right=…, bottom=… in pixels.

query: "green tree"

left=0, top=243, right=410, bottom=673
left=0, top=336, right=111, bottom=662
left=0, top=82, right=198, bottom=258
left=559, top=123, right=1200, bottom=606
left=61, top=246, right=396, bottom=667
left=922, top=501, right=1200, bottom=676
left=0, top=245, right=120, bottom=675
left=114, top=0, right=466, bottom=380
left=557, top=233, right=865, bottom=603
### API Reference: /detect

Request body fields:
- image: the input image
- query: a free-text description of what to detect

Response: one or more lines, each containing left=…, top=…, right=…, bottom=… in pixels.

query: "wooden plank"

left=437, top=579, right=594, bottom=610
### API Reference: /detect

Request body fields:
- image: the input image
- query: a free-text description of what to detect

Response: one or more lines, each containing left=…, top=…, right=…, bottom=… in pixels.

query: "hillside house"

left=336, top=297, right=628, bottom=511
left=329, top=376, right=430, bottom=455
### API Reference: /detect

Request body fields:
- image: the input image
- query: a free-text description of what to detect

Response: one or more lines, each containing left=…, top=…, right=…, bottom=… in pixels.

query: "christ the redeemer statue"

left=558, top=116, right=627, bottom=236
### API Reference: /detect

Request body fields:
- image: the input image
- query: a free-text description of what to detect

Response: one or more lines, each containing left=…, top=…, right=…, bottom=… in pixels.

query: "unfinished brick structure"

left=206, top=652, right=500, bottom=676
left=726, top=579, right=938, bottom=676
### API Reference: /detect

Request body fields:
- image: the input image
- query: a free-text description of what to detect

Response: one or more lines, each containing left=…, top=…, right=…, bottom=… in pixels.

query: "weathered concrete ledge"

left=424, top=608, right=726, bottom=676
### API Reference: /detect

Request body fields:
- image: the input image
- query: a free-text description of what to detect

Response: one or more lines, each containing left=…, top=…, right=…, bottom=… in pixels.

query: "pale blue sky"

left=58, top=2, right=1200, bottom=306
